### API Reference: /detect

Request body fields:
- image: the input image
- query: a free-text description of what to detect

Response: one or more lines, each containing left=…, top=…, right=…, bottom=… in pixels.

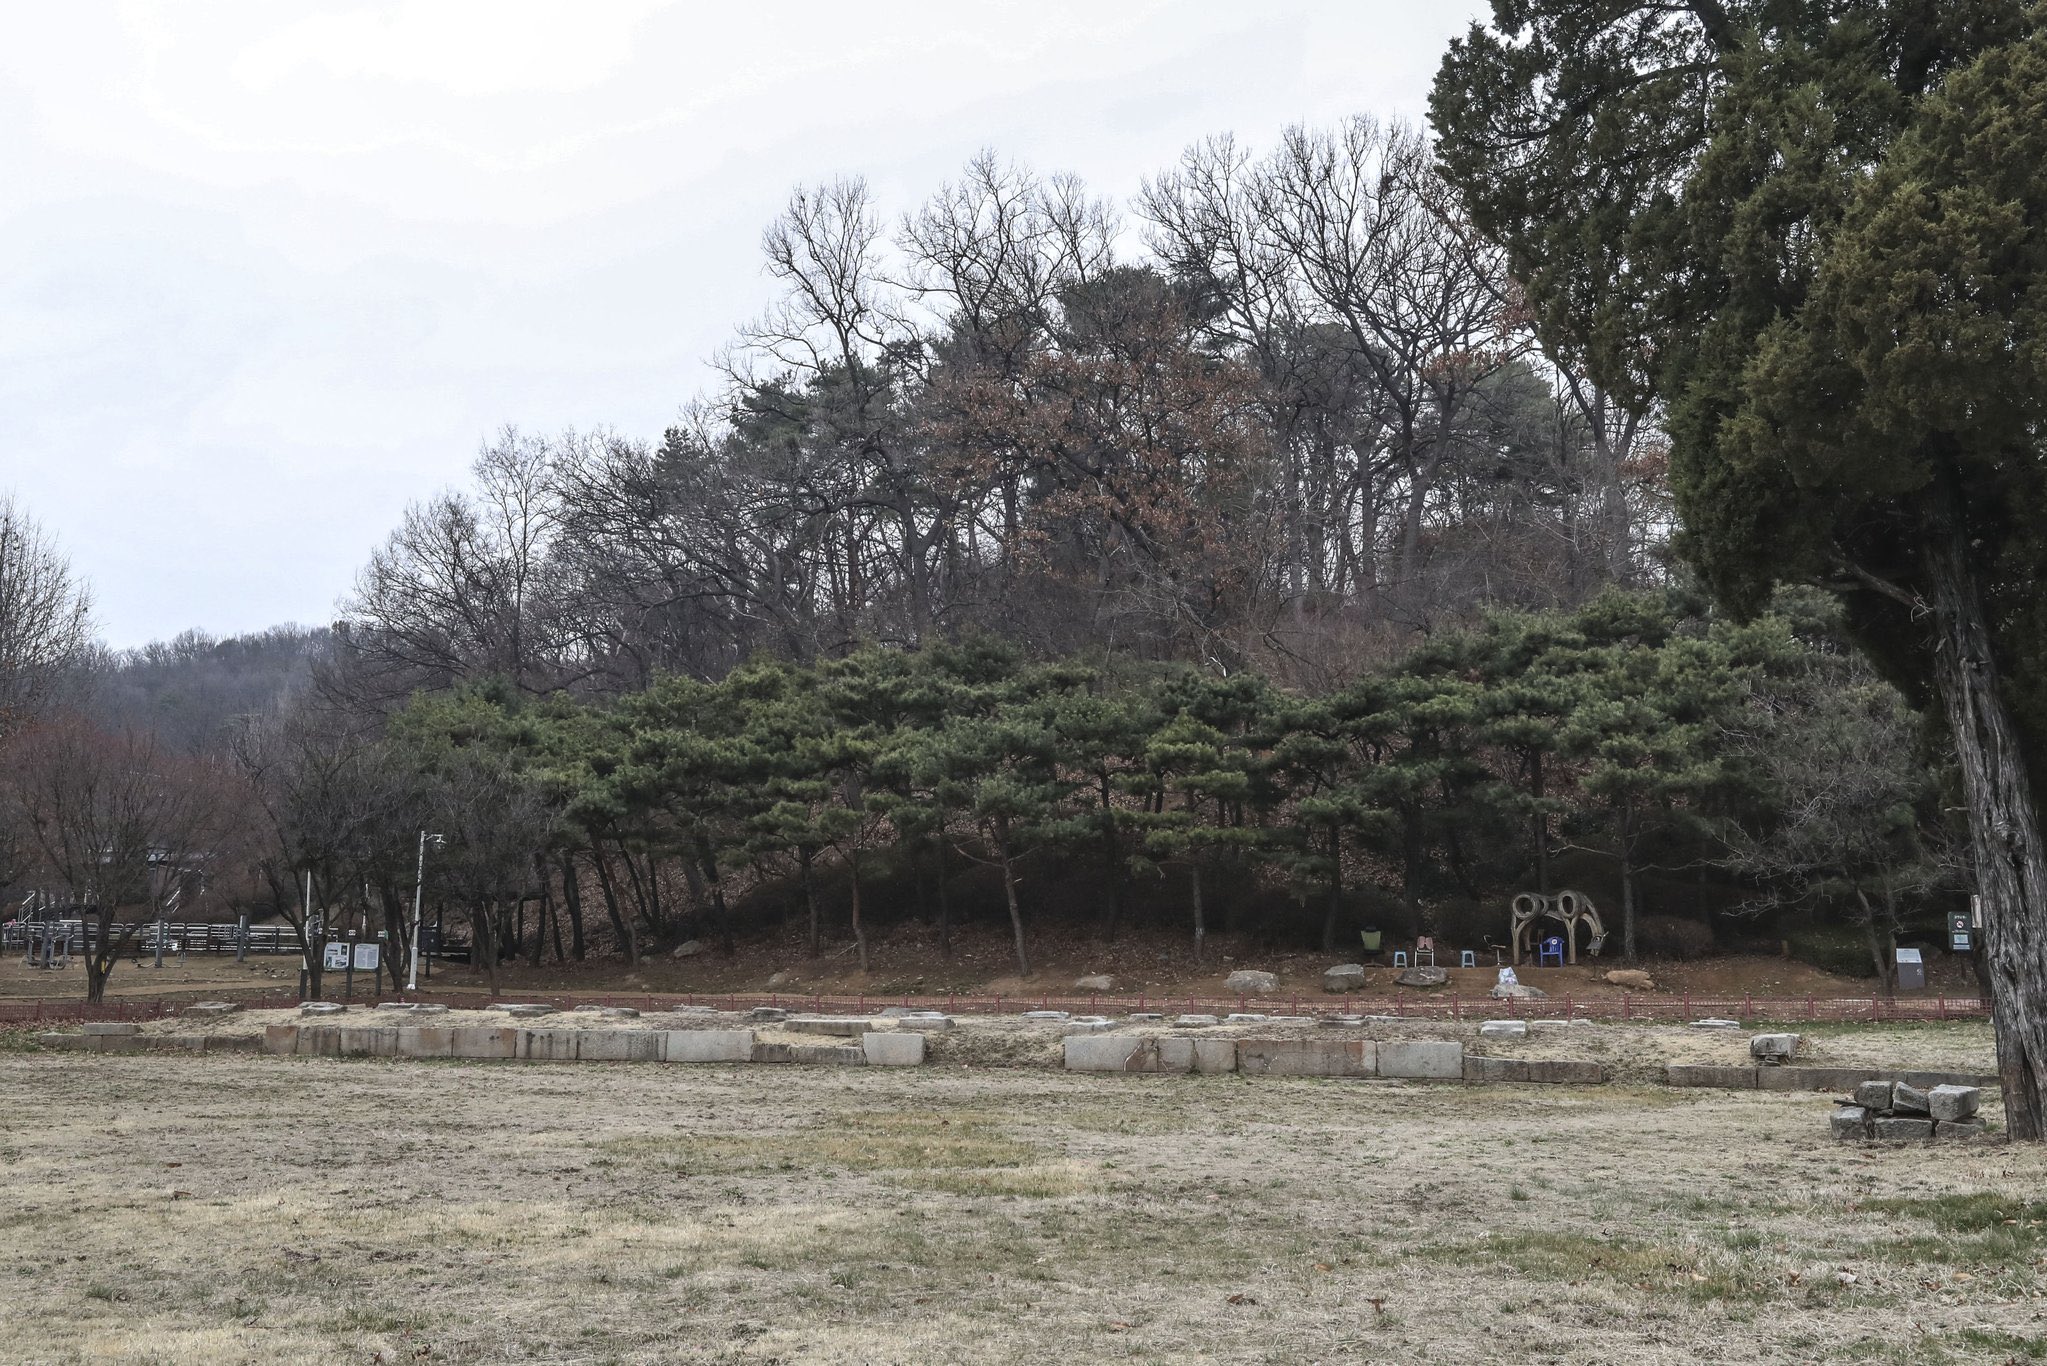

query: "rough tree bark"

left=1925, top=527, right=2047, bottom=1139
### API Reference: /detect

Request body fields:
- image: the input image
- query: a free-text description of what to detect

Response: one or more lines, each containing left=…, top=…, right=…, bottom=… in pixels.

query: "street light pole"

left=406, top=831, right=441, bottom=992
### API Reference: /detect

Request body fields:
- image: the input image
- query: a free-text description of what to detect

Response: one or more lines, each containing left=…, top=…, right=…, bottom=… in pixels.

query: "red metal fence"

left=1, top=989, right=1986, bottom=1027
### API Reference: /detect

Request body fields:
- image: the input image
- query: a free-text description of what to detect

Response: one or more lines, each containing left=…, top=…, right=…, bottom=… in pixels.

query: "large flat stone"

left=519, top=1029, right=578, bottom=1061
left=1663, top=1065, right=1758, bottom=1089
left=296, top=1025, right=342, bottom=1057
left=1174, top=1014, right=1221, bottom=1028
left=1478, top=1020, right=1528, bottom=1040
left=578, top=1030, right=661, bottom=1062
left=663, top=1029, right=755, bottom=1063
left=785, top=1016, right=880, bottom=1036
left=1236, top=1038, right=1375, bottom=1077
left=1757, top=1067, right=1872, bottom=1093
left=1872, top=1116, right=1934, bottom=1141
left=1935, top=1118, right=1989, bottom=1139
left=1377, top=1040, right=1463, bottom=1080
left=1064, top=1035, right=1162, bottom=1072
left=338, top=1026, right=399, bottom=1057
left=448, top=1026, right=517, bottom=1060
left=1156, top=1036, right=1238, bottom=1074
left=1892, top=1082, right=1931, bottom=1115
left=1749, top=1032, right=1801, bottom=1061
left=81, top=1022, right=140, bottom=1036
left=1928, top=1085, right=1981, bottom=1122
left=750, top=1041, right=794, bottom=1064
left=863, top=1032, right=926, bottom=1066
left=789, top=1043, right=866, bottom=1066
left=396, top=1026, right=454, bottom=1058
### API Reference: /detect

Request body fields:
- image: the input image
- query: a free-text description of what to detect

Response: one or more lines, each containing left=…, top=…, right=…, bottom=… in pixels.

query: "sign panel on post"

left=353, top=943, right=381, bottom=972
left=322, top=942, right=349, bottom=972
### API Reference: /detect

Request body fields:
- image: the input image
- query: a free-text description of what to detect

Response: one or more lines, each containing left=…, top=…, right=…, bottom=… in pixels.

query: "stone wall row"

left=1060, top=1035, right=1571, bottom=1082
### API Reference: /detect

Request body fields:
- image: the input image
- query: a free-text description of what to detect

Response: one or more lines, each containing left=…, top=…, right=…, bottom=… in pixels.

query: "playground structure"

left=1510, top=889, right=1608, bottom=966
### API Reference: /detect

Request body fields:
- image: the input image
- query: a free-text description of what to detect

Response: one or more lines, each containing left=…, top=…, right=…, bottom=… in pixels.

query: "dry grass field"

left=2, top=1039, right=2045, bottom=1364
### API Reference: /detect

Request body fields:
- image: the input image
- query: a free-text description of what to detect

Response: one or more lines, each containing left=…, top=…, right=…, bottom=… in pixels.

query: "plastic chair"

left=1459, top=949, right=1476, bottom=969
left=1392, top=950, right=1409, bottom=969
left=1413, top=936, right=1437, bottom=968
left=1538, top=935, right=1566, bottom=968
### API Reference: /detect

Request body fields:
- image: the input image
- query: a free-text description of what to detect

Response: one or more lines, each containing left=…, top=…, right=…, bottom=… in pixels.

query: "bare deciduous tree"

left=0, top=495, right=93, bottom=739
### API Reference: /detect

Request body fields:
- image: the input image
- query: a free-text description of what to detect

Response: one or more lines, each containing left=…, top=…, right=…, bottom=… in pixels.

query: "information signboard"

left=353, top=943, right=381, bottom=972
left=322, top=942, right=349, bottom=971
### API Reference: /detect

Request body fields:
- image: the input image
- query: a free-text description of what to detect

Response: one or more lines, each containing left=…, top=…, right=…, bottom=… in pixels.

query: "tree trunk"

left=1190, top=862, right=1206, bottom=966
left=589, top=843, right=640, bottom=964
left=1856, top=888, right=1896, bottom=1002
left=84, top=908, right=119, bottom=1004
left=560, top=852, right=586, bottom=960
left=1098, top=781, right=1122, bottom=941
left=473, top=906, right=500, bottom=996
left=1925, top=525, right=2047, bottom=1139
left=934, top=838, right=953, bottom=959
left=1322, top=826, right=1343, bottom=953
left=1618, top=818, right=1638, bottom=964
left=847, top=850, right=870, bottom=975
left=800, top=845, right=820, bottom=958
left=994, top=816, right=1031, bottom=977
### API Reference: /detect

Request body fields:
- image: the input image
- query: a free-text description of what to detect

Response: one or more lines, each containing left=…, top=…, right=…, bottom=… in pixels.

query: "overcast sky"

left=4, top=1, right=1483, bottom=648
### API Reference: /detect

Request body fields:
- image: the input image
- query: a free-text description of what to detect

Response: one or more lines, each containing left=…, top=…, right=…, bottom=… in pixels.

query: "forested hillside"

left=0, top=119, right=1966, bottom=1011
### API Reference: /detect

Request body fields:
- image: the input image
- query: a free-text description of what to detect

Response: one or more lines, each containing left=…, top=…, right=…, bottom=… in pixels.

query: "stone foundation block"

left=396, top=1026, right=453, bottom=1058
left=520, top=1029, right=579, bottom=1061
left=339, top=1026, right=398, bottom=1057
left=1892, top=1082, right=1931, bottom=1115
left=664, top=1029, right=755, bottom=1063
left=1156, top=1036, right=1237, bottom=1074
left=263, top=1024, right=299, bottom=1056
left=789, top=1043, right=865, bottom=1066
left=1928, top=1085, right=1981, bottom=1122
left=1377, top=1040, right=1463, bottom=1080
left=81, top=1022, right=140, bottom=1037
left=1831, top=1106, right=1870, bottom=1139
left=1064, top=1035, right=1162, bottom=1072
left=1236, top=1038, right=1375, bottom=1077
left=448, top=1026, right=517, bottom=1060
left=1935, top=1118, right=1989, bottom=1139
left=862, top=1032, right=926, bottom=1066
left=786, top=1016, right=878, bottom=1036
left=1872, top=1116, right=1934, bottom=1141
left=1664, top=1064, right=1757, bottom=1089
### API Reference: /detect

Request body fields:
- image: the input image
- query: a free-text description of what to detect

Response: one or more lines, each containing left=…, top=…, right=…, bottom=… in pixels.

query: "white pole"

left=407, top=831, right=427, bottom=992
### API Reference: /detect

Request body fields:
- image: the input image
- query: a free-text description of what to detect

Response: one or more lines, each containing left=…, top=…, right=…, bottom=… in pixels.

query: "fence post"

left=1743, top=991, right=1752, bottom=1021
left=1938, top=996, right=1946, bottom=1020
left=1622, top=994, right=1629, bottom=1022
left=1683, top=990, right=1691, bottom=1018
left=1452, top=994, right=1460, bottom=1022
left=1806, top=994, right=1815, bottom=1021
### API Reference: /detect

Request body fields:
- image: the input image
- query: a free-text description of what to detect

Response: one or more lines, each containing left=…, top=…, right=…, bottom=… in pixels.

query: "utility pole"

left=406, top=831, right=442, bottom=992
